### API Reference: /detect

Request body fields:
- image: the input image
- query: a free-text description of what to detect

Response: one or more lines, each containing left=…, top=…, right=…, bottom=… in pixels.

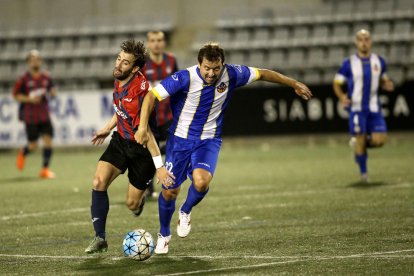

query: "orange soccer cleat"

left=39, top=168, right=56, bottom=179
left=16, top=148, right=26, bottom=171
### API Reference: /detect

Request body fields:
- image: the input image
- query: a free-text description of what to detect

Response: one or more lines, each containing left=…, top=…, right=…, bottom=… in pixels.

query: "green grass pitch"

left=0, top=133, right=413, bottom=275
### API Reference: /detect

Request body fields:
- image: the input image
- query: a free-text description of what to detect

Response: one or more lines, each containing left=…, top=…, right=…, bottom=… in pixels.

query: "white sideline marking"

left=0, top=254, right=93, bottom=260
left=1, top=205, right=120, bottom=221
left=158, top=249, right=414, bottom=276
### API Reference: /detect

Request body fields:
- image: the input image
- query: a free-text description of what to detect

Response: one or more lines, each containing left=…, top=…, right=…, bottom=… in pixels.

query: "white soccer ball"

left=122, top=229, right=155, bottom=261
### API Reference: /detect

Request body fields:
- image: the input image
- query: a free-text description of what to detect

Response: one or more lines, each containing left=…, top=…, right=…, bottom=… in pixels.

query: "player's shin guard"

left=158, top=193, right=176, bottom=237
left=42, top=148, right=53, bottom=168
left=181, top=184, right=209, bottom=214
left=355, top=153, right=368, bottom=175
left=91, top=190, right=109, bottom=239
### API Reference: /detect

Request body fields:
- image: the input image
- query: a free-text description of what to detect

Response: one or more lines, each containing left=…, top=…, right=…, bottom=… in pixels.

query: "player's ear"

left=132, top=66, right=140, bottom=73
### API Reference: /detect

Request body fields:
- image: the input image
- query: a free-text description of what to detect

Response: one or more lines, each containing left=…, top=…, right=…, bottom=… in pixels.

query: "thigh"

left=349, top=112, right=367, bottom=135
left=189, top=138, right=222, bottom=178
left=39, top=121, right=54, bottom=138
left=126, top=183, right=146, bottom=204
left=94, top=161, right=122, bottom=190
left=164, top=136, right=193, bottom=189
left=367, top=112, right=387, bottom=134
left=25, top=123, right=40, bottom=142
left=99, top=134, right=128, bottom=173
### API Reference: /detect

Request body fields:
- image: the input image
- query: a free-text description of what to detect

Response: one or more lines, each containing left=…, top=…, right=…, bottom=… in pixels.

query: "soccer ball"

left=123, top=229, right=155, bottom=261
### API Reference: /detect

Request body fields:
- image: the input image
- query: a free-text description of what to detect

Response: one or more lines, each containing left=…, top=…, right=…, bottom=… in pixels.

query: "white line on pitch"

left=0, top=254, right=94, bottom=260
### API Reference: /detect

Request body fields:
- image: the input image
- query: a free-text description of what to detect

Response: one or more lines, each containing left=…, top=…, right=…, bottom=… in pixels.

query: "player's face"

left=113, top=50, right=138, bottom=80
left=147, top=33, right=165, bottom=55
left=199, top=58, right=224, bottom=85
left=355, top=33, right=372, bottom=54
left=27, top=55, right=42, bottom=72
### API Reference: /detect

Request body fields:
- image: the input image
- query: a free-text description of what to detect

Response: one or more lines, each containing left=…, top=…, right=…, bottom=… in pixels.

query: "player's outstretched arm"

left=136, top=92, right=157, bottom=147
left=257, top=69, right=312, bottom=100
left=91, top=114, right=117, bottom=145
left=142, top=128, right=175, bottom=187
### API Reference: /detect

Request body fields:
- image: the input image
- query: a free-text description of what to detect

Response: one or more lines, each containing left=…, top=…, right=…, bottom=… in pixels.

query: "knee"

left=126, top=197, right=141, bottom=211
left=193, top=175, right=211, bottom=192
left=371, top=136, right=387, bottom=147
left=162, top=188, right=179, bottom=201
left=92, top=175, right=108, bottom=191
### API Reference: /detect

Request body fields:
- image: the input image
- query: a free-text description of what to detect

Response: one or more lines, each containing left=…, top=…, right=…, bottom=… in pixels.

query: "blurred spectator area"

left=0, top=0, right=413, bottom=92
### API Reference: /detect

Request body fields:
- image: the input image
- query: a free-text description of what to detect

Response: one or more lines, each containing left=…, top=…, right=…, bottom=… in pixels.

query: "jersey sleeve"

left=334, top=59, right=350, bottom=84
left=152, top=70, right=190, bottom=101
left=12, top=77, right=25, bottom=96
left=228, top=64, right=260, bottom=88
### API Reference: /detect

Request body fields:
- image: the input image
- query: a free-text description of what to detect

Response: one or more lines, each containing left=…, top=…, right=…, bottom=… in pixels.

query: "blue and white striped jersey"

left=152, top=64, right=260, bottom=140
left=334, top=53, right=388, bottom=112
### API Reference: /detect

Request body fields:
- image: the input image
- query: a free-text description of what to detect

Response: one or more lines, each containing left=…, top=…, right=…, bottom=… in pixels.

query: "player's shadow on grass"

left=77, top=255, right=211, bottom=274
left=0, top=176, right=38, bottom=184
left=347, top=181, right=387, bottom=189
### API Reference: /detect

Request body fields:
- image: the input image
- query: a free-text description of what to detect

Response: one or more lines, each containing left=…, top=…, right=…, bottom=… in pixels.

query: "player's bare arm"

left=140, top=128, right=175, bottom=187
left=136, top=91, right=158, bottom=146
left=257, top=69, right=313, bottom=100
left=91, top=114, right=117, bottom=145
left=381, top=76, right=395, bottom=92
left=333, top=80, right=351, bottom=107
left=13, top=93, right=42, bottom=104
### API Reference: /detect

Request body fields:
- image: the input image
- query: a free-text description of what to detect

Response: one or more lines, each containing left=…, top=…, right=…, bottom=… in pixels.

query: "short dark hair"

left=197, top=43, right=225, bottom=64
left=120, top=39, right=147, bottom=68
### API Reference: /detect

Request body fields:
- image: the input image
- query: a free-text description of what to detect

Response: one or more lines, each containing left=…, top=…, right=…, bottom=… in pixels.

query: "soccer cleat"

left=39, top=168, right=55, bottom=179
left=132, top=196, right=146, bottom=217
left=361, top=173, right=369, bottom=183
left=154, top=233, right=171, bottom=254
left=177, top=207, right=191, bottom=238
left=16, top=148, right=25, bottom=171
left=85, top=236, right=108, bottom=254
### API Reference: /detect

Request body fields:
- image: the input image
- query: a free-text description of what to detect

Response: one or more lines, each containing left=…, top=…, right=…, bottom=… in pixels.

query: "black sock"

left=91, top=190, right=109, bottom=239
left=23, top=146, right=30, bottom=156
left=42, top=148, right=53, bottom=168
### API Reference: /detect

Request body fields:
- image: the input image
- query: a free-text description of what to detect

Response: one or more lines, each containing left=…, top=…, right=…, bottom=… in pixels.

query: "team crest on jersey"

left=141, top=80, right=146, bottom=90
left=216, top=82, right=227, bottom=93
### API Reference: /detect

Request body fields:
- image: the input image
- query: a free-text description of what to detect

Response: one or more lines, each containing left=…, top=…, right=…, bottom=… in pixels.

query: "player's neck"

left=357, top=51, right=371, bottom=58
left=30, top=69, right=41, bottom=78
left=118, top=72, right=136, bottom=87
left=150, top=52, right=163, bottom=64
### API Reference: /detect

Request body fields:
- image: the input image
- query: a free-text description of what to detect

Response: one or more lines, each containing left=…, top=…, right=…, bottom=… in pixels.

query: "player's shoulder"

left=41, top=70, right=52, bottom=78
left=372, top=53, right=386, bottom=63
left=130, top=72, right=149, bottom=93
left=165, top=52, right=177, bottom=60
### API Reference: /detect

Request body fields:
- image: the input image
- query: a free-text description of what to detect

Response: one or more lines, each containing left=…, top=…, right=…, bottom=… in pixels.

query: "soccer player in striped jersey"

left=84, top=39, right=174, bottom=254
left=333, top=29, right=395, bottom=183
left=13, top=50, right=57, bottom=179
left=136, top=43, right=312, bottom=254
left=142, top=30, right=179, bottom=198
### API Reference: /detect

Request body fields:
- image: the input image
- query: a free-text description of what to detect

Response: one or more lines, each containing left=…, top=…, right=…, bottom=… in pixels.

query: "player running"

left=84, top=39, right=175, bottom=254
left=136, top=43, right=312, bottom=254
left=13, top=50, right=57, bottom=179
left=142, top=30, right=179, bottom=198
left=333, top=29, right=395, bottom=182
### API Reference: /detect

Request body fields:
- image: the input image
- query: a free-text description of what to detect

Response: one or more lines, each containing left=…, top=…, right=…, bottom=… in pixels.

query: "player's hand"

left=30, top=96, right=42, bottom=104
left=91, top=128, right=111, bottom=145
left=339, top=94, right=351, bottom=107
left=293, top=82, right=312, bottom=100
left=382, top=79, right=395, bottom=92
left=156, top=166, right=175, bottom=187
left=135, top=127, right=149, bottom=148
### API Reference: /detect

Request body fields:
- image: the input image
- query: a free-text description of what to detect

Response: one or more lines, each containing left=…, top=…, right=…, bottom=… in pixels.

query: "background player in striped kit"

left=142, top=30, right=179, bottom=198
left=136, top=43, right=312, bottom=254
left=13, top=50, right=57, bottom=179
left=333, top=29, right=395, bottom=182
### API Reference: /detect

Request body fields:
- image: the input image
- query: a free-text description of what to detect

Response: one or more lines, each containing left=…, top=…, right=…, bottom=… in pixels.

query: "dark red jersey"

left=142, top=53, right=178, bottom=126
left=13, top=71, right=54, bottom=124
left=113, top=72, right=157, bottom=141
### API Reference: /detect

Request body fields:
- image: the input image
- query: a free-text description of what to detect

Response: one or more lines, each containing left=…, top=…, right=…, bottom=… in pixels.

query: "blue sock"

left=181, top=184, right=209, bottom=214
left=158, top=193, right=176, bottom=237
left=355, top=153, right=367, bottom=174
left=42, top=148, right=53, bottom=168
left=91, top=190, right=109, bottom=239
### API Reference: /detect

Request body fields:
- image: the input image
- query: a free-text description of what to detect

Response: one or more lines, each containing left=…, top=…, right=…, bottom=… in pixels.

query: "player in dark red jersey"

left=85, top=39, right=175, bottom=254
left=142, top=30, right=178, bottom=198
left=13, top=50, right=57, bottom=179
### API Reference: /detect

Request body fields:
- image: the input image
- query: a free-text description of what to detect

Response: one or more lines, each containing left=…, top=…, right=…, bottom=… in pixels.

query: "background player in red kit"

left=142, top=30, right=178, bottom=198
left=84, top=39, right=175, bottom=254
left=13, top=50, right=57, bottom=179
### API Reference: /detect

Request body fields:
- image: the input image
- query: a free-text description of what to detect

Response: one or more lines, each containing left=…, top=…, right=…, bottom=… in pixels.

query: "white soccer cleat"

left=177, top=208, right=191, bottom=238
left=154, top=233, right=171, bottom=254
left=361, top=173, right=369, bottom=183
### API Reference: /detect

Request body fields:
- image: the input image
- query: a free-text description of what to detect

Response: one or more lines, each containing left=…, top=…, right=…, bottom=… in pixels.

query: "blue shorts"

left=349, top=111, right=387, bottom=135
left=163, top=135, right=222, bottom=189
